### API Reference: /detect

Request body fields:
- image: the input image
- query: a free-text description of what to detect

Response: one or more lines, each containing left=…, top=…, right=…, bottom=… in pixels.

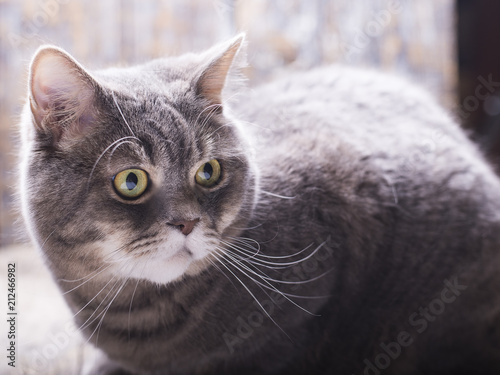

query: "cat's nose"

left=168, top=218, right=200, bottom=236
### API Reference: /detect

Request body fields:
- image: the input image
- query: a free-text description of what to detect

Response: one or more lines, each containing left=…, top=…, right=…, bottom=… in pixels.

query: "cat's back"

left=238, top=65, right=463, bottom=155
left=236, top=65, right=500, bottom=200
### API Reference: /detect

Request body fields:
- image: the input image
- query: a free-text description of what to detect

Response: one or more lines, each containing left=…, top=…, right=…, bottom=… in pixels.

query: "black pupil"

left=203, top=163, right=213, bottom=180
left=126, top=172, right=138, bottom=190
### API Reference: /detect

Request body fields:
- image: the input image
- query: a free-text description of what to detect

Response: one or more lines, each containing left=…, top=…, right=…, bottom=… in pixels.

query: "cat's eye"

left=195, top=159, right=221, bottom=187
left=113, top=169, right=149, bottom=199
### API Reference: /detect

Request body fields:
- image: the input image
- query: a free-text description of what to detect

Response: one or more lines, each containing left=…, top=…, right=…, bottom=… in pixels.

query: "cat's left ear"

left=195, top=33, right=246, bottom=107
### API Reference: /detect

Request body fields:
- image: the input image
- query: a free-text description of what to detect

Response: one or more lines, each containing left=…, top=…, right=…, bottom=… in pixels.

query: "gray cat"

left=19, top=34, right=500, bottom=375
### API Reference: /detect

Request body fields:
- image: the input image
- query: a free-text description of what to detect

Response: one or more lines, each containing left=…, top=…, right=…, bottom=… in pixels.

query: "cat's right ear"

left=194, top=33, right=247, bottom=108
left=28, top=46, right=98, bottom=146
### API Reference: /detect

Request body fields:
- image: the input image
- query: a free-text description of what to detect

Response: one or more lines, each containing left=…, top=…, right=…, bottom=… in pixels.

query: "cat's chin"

left=139, top=248, right=193, bottom=284
left=114, top=247, right=205, bottom=285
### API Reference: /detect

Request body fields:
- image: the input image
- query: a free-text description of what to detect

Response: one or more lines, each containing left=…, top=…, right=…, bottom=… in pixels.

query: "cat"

left=19, top=33, right=500, bottom=375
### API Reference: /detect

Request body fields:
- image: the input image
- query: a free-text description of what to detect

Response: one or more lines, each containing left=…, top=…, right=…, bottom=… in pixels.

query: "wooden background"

left=0, top=0, right=456, bottom=247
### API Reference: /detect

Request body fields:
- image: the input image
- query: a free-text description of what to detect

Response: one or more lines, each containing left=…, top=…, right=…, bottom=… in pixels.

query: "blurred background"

left=0, top=0, right=498, bottom=248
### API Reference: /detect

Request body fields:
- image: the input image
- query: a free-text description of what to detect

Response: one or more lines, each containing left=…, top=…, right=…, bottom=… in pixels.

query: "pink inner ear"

left=197, top=35, right=244, bottom=106
left=32, top=54, right=69, bottom=109
left=32, top=80, right=51, bottom=112
left=29, top=48, right=96, bottom=140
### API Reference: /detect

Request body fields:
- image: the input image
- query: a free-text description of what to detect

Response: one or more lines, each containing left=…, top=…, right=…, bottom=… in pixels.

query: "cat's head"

left=20, top=35, right=259, bottom=285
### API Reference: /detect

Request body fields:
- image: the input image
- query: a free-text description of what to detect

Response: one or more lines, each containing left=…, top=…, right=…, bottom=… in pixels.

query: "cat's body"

left=19, top=35, right=500, bottom=375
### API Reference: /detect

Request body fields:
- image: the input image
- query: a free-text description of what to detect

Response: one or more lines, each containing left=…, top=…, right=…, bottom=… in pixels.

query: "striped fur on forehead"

left=99, top=87, right=243, bottom=170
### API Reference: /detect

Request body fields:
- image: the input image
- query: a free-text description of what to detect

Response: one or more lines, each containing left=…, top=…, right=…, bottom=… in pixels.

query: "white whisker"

left=60, top=243, right=131, bottom=294
left=93, top=278, right=129, bottom=346
left=198, top=104, right=221, bottom=133
left=222, top=240, right=326, bottom=267
left=194, top=103, right=222, bottom=129
left=207, top=253, right=240, bottom=293
left=59, top=262, right=111, bottom=284
left=87, top=136, right=140, bottom=193
left=40, top=229, right=56, bottom=249
left=108, top=140, right=137, bottom=164
left=61, top=263, right=114, bottom=296
left=128, top=252, right=153, bottom=338
left=220, top=248, right=320, bottom=315
left=80, top=277, right=122, bottom=332
left=226, top=237, right=319, bottom=261
left=224, top=248, right=333, bottom=287
left=111, top=91, right=137, bottom=138
left=261, top=190, right=296, bottom=200
left=128, top=279, right=141, bottom=339
left=213, top=248, right=291, bottom=341
left=229, top=222, right=264, bottom=231
left=72, top=274, right=119, bottom=319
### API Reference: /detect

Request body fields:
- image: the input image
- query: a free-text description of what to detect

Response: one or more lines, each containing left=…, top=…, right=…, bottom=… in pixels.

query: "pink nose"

left=168, top=218, right=200, bottom=236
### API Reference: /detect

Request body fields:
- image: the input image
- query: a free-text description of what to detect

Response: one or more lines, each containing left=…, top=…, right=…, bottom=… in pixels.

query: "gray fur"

left=19, top=35, right=500, bottom=375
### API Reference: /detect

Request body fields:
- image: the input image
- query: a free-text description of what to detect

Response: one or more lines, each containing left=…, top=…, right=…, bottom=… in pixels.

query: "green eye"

left=113, top=169, right=149, bottom=199
left=195, top=159, right=221, bottom=187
